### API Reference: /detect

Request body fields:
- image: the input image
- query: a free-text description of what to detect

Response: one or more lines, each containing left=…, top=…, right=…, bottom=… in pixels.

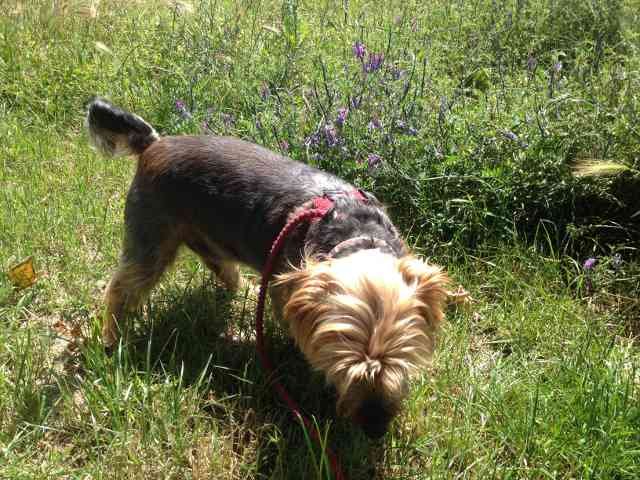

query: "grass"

left=1, top=0, right=639, bottom=478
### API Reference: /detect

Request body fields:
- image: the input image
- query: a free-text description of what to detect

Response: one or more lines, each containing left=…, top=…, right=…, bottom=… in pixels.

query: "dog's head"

left=275, top=249, right=449, bottom=439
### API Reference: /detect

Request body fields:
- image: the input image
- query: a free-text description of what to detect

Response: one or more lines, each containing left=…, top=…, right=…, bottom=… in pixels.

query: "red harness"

left=255, top=190, right=365, bottom=480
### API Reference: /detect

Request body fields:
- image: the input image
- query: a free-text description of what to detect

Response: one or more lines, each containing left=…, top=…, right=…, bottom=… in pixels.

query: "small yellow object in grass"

left=7, top=257, right=37, bottom=289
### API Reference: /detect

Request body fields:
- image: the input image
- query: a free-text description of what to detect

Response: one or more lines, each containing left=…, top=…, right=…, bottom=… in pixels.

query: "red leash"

left=255, top=196, right=347, bottom=480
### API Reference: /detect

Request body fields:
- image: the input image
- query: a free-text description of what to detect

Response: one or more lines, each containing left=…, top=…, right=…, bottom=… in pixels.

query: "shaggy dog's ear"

left=273, top=260, right=331, bottom=300
left=398, top=256, right=450, bottom=329
left=273, top=262, right=336, bottom=352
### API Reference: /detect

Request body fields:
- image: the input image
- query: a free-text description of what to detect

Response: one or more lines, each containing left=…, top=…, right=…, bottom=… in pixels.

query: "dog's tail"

left=85, top=97, right=159, bottom=157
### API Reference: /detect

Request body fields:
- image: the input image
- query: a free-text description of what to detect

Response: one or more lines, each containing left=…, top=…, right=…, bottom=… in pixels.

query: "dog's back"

left=85, top=98, right=353, bottom=269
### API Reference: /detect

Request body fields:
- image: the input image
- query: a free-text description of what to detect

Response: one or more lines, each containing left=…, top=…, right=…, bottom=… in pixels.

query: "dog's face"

left=276, top=249, right=448, bottom=438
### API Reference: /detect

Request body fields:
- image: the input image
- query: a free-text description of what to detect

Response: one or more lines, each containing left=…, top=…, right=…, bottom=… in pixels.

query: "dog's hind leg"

left=103, top=225, right=181, bottom=347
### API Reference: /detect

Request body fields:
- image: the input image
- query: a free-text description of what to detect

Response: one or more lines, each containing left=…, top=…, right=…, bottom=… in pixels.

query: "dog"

left=86, top=97, right=449, bottom=439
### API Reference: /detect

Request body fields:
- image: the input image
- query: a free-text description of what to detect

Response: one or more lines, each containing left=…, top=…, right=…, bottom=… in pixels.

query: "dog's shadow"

left=122, top=277, right=381, bottom=479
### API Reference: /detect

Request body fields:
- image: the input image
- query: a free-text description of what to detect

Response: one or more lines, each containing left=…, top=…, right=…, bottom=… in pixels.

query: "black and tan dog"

left=86, top=98, right=449, bottom=439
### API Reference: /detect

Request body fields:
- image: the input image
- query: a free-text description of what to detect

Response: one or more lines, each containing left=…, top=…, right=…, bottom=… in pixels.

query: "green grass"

left=1, top=0, right=639, bottom=478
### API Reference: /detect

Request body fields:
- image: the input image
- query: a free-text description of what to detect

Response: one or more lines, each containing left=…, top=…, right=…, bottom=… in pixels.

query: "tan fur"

left=102, top=229, right=182, bottom=346
left=274, top=249, right=449, bottom=418
left=103, top=261, right=168, bottom=346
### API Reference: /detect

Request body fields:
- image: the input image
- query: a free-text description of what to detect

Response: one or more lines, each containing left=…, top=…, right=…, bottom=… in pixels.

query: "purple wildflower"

left=553, top=61, right=563, bottom=73
left=368, top=116, right=382, bottom=131
left=503, top=130, right=527, bottom=148
left=352, top=41, right=366, bottom=60
left=503, top=130, right=519, bottom=142
left=279, top=140, right=289, bottom=152
left=583, top=258, right=597, bottom=270
left=174, top=99, right=191, bottom=120
left=349, top=96, right=362, bottom=110
left=305, top=132, right=320, bottom=148
left=394, top=120, right=418, bottom=136
left=336, top=107, right=349, bottom=127
left=364, top=52, right=384, bottom=73
left=367, top=153, right=382, bottom=169
left=323, top=123, right=339, bottom=147
left=527, top=54, right=537, bottom=71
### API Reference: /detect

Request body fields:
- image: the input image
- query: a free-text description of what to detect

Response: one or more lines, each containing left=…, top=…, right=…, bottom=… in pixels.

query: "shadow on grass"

left=119, top=279, right=380, bottom=479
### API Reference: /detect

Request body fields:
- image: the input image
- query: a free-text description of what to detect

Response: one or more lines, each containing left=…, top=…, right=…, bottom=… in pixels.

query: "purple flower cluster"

left=498, top=128, right=528, bottom=149
left=368, top=116, right=382, bottom=131
left=352, top=41, right=366, bottom=60
left=323, top=123, right=339, bottom=147
left=352, top=41, right=383, bottom=73
left=305, top=132, right=320, bottom=148
left=367, top=153, right=382, bottom=169
left=503, top=130, right=518, bottom=142
left=364, top=52, right=384, bottom=73
left=336, top=107, right=349, bottom=127
left=395, top=120, right=417, bottom=136
left=583, top=257, right=597, bottom=294
left=305, top=123, right=341, bottom=149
